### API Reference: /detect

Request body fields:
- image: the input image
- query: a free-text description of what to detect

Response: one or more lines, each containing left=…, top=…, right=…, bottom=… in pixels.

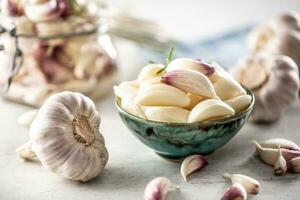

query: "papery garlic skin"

left=223, top=173, right=260, bottom=194
left=188, top=99, right=235, bottom=123
left=161, top=69, right=218, bottom=99
left=20, top=92, right=109, bottom=182
left=274, top=147, right=287, bottom=176
left=221, top=183, right=247, bottom=200
left=138, top=64, right=165, bottom=82
left=144, top=177, right=179, bottom=200
left=260, top=138, right=300, bottom=152
left=289, top=157, right=300, bottom=172
left=180, top=155, right=208, bottom=182
left=135, top=84, right=190, bottom=107
left=143, top=106, right=189, bottom=123
left=225, top=95, right=251, bottom=113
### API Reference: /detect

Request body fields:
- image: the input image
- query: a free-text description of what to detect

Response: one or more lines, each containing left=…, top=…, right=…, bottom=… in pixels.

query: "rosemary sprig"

left=156, top=47, right=174, bottom=74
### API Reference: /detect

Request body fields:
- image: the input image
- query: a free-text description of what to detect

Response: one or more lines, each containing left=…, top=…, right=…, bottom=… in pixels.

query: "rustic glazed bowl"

left=115, top=87, right=254, bottom=160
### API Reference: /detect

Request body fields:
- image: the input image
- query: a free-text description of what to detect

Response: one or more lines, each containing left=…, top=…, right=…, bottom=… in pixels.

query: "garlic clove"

left=143, top=106, right=189, bottom=123
left=16, top=141, right=37, bottom=161
left=274, top=146, right=288, bottom=176
left=114, top=81, right=139, bottom=100
left=180, top=155, right=208, bottom=182
left=260, top=138, right=300, bottom=152
left=139, top=77, right=161, bottom=93
left=221, top=183, right=247, bottom=200
left=121, top=97, right=146, bottom=119
left=137, top=64, right=165, bottom=82
left=144, top=177, right=179, bottom=200
left=225, top=95, right=251, bottom=113
left=188, top=99, right=235, bottom=123
left=135, top=84, right=190, bottom=107
left=161, top=69, right=218, bottom=98
left=223, top=173, right=260, bottom=194
left=184, top=93, right=206, bottom=110
left=17, top=109, right=39, bottom=128
left=167, top=58, right=215, bottom=77
left=252, top=140, right=300, bottom=166
left=289, top=157, right=300, bottom=173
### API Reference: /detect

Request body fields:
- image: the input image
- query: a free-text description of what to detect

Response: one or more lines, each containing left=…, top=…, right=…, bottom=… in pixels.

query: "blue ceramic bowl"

left=115, top=87, right=254, bottom=160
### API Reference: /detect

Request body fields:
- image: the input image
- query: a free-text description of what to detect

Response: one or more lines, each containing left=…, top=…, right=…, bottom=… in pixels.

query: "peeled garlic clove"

left=225, top=95, right=251, bottom=113
left=180, top=155, right=208, bottom=182
left=139, top=77, right=161, bottom=93
left=16, top=141, right=37, bottom=161
left=17, top=109, right=38, bottom=128
left=221, top=183, right=247, bottom=200
left=121, top=97, right=146, bottom=119
left=289, top=157, right=300, bottom=172
left=274, top=146, right=287, bottom=176
left=161, top=70, right=217, bottom=98
left=137, top=64, right=165, bottom=81
left=135, top=84, right=190, bottom=107
left=223, top=173, right=260, bottom=194
left=185, top=93, right=206, bottom=110
left=114, top=81, right=139, bottom=100
left=260, top=138, right=300, bottom=151
left=167, top=58, right=215, bottom=76
left=144, top=177, right=179, bottom=200
left=253, top=140, right=300, bottom=165
left=143, top=106, right=189, bottom=123
left=188, top=99, right=235, bottom=123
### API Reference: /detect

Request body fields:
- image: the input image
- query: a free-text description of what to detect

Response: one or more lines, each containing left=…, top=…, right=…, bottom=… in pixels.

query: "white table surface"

left=2, top=1, right=300, bottom=200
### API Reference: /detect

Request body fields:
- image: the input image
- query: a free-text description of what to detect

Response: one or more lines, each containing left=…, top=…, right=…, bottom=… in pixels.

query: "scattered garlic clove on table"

left=180, top=155, right=208, bottom=182
left=143, top=106, right=189, bottom=123
left=274, top=146, right=288, bottom=176
left=135, top=84, right=190, bottom=107
left=17, top=109, right=39, bottom=128
left=161, top=69, right=218, bottom=98
left=188, top=99, right=235, bottom=123
left=137, top=64, right=166, bottom=81
left=221, top=183, right=247, bottom=200
left=289, top=157, right=300, bottom=172
left=144, top=177, right=179, bottom=200
left=225, top=95, right=252, bottom=113
left=17, top=92, right=109, bottom=182
left=260, top=138, right=300, bottom=152
left=223, top=173, right=260, bottom=194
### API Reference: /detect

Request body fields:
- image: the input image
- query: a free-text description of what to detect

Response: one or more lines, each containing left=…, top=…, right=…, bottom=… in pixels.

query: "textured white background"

left=1, top=0, right=300, bottom=200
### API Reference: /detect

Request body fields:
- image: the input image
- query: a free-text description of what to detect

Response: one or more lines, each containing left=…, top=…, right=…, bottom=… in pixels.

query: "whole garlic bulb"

left=17, top=91, right=109, bottom=182
left=232, top=55, right=299, bottom=122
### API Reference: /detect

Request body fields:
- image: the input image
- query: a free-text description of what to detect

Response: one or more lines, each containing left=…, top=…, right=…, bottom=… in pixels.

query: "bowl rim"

left=115, top=85, right=255, bottom=126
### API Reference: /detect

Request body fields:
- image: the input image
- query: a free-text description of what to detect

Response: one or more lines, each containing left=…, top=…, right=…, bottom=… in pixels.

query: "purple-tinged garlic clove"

left=138, top=64, right=166, bottom=82
left=188, top=99, right=235, bottom=123
left=143, top=106, right=189, bottom=123
left=223, top=173, right=260, bottom=195
left=274, top=146, right=288, bottom=176
left=180, top=155, right=208, bottom=182
left=1, top=0, right=23, bottom=16
left=252, top=140, right=300, bottom=166
left=144, top=177, right=179, bottom=200
left=135, top=84, right=190, bottom=107
left=289, top=157, right=300, bottom=173
left=225, top=95, right=251, bottom=113
left=167, top=58, right=215, bottom=77
left=260, top=138, right=300, bottom=152
left=221, top=183, right=247, bottom=200
left=161, top=69, right=218, bottom=98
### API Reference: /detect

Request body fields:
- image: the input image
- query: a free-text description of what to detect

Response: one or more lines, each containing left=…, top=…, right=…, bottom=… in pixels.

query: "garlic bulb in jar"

left=17, top=91, right=108, bottom=182
left=232, top=55, right=299, bottom=123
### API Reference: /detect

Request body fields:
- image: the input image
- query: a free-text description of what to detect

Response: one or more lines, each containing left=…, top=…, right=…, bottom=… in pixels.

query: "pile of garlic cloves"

left=114, top=56, right=251, bottom=123
left=253, top=138, right=300, bottom=175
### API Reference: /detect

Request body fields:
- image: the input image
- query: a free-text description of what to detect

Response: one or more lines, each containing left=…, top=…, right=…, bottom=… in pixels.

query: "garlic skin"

left=274, top=147, right=288, bottom=176
left=252, top=140, right=300, bottom=166
left=289, top=157, right=300, bottom=172
left=18, top=92, right=108, bottom=182
left=223, top=173, right=260, bottom=194
left=225, top=95, right=251, bottom=113
left=143, top=106, right=189, bottom=123
left=232, top=55, right=299, bottom=123
left=135, top=84, right=190, bottom=107
left=188, top=99, right=235, bottom=123
left=137, top=64, right=165, bottom=82
left=17, top=109, right=38, bottom=128
left=221, top=183, right=247, bottom=200
left=144, top=177, right=179, bottom=200
left=260, top=138, right=300, bottom=152
left=161, top=69, right=218, bottom=98
left=180, top=155, right=208, bottom=182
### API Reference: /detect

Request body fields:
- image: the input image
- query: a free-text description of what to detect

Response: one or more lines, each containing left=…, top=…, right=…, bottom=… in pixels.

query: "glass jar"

left=0, top=0, right=117, bottom=107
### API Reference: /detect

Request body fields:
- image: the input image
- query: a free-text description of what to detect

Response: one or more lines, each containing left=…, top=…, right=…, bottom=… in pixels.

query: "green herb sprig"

left=156, top=47, right=174, bottom=74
